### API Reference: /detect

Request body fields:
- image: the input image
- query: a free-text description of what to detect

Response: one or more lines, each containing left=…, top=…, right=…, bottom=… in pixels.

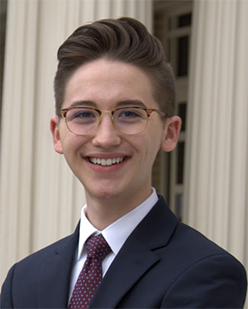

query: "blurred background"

left=0, top=0, right=247, bottom=289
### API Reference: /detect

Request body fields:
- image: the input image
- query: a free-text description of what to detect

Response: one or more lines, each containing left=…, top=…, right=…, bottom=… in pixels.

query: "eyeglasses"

left=59, top=106, right=167, bottom=135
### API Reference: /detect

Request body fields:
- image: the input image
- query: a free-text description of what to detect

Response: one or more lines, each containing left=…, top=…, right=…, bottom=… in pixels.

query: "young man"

left=1, top=17, right=247, bottom=308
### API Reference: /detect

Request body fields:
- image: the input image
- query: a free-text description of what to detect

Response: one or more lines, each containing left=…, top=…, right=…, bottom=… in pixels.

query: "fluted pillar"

left=0, top=0, right=152, bottom=284
left=184, top=0, right=248, bottom=270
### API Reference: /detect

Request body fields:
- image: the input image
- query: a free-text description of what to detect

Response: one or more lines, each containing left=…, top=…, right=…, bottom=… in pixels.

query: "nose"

left=92, top=114, right=121, bottom=148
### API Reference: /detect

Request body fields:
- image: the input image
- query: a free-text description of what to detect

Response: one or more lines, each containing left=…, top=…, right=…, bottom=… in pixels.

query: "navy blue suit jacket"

left=1, top=196, right=247, bottom=308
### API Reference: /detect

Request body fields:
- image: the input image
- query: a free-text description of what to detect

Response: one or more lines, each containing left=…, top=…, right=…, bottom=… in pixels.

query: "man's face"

left=51, top=59, right=180, bottom=210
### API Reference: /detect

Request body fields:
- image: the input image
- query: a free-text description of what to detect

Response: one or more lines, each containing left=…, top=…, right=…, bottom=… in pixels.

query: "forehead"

left=63, top=59, right=158, bottom=109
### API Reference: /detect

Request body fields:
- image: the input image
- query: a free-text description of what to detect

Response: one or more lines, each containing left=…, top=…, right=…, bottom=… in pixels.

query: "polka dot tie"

left=69, top=234, right=111, bottom=309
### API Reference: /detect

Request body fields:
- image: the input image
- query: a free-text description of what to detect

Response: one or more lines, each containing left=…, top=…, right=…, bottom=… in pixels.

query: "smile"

left=89, top=157, right=124, bottom=166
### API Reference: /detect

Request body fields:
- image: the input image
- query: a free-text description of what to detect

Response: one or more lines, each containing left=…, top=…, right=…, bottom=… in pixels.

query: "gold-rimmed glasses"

left=59, top=106, right=167, bottom=135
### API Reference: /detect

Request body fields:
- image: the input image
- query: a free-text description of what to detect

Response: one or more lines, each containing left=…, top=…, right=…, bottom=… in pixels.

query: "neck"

left=84, top=188, right=153, bottom=230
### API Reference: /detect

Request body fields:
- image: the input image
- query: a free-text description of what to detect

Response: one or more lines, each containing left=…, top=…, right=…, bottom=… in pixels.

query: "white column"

left=184, top=0, right=248, bottom=269
left=0, top=0, right=152, bottom=285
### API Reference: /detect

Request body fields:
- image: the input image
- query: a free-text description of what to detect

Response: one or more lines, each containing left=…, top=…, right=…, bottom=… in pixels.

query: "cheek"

left=147, top=144, right=161, bottom=164
left=60, top=134, right=85, bottom=157
left=136, top=135, right=161, bottom=164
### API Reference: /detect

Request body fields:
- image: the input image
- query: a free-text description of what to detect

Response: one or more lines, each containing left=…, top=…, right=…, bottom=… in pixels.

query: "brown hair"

left=54, top=17, right=176, bottom=116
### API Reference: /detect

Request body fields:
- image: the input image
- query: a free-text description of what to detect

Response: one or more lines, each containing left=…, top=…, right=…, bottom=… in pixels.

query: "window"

left=152, top=0, right=192, bottom=220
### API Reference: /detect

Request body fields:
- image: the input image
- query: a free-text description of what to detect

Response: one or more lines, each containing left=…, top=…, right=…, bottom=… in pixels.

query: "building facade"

left=0, top=0, right=247, bottom=289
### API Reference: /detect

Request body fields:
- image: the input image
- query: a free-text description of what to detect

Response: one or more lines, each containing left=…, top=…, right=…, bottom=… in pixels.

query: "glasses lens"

left=66, top=108, right=99, bottom=135
left=114, top=107, right=148, bottom=134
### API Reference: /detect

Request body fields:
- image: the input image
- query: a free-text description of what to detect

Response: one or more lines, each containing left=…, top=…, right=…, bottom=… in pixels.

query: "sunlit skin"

left=50, top=59, right=181, bottom=230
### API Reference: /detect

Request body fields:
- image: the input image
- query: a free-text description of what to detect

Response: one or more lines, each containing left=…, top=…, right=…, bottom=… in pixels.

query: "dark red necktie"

left=69, top=234, right=111, bottom=309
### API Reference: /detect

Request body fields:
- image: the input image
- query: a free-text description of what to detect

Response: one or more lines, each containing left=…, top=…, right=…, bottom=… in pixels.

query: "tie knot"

left=86, top=234, right=111, bottom=260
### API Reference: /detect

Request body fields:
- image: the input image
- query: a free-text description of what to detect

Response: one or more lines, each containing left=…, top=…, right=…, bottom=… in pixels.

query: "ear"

left=50, top=116, right=64, bottom=154
left=161, top=116, right=182, bottom=152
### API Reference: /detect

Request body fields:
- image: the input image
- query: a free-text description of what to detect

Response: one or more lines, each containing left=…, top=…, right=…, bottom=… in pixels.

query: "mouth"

left=89, top=157, right=124, bottom=167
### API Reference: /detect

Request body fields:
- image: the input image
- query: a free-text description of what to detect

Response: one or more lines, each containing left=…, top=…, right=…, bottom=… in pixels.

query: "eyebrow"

left=70, top=101, right=96, bottom=108
left=69, top=100, right=147, bottom=109
left=116, top=100, right=147, bottom=108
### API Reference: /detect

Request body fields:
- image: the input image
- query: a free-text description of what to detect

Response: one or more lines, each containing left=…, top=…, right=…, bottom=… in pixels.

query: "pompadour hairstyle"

left=54, top=17, right=176, bottom=116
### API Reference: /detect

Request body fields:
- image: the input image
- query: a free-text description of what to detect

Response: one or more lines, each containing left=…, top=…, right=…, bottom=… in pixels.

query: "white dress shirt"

left=68, top=188, right=158, bottom=301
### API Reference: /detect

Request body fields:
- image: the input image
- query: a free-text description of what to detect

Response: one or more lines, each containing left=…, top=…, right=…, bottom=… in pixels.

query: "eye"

left=117, top=108, right=144, bottom=119
left=68, top=108, right=98, bottom=123
left=76, top=110, right=95, bottom=118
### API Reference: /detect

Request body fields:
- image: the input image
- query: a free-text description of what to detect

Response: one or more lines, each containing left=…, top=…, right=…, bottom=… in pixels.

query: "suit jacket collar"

left=90, top=195, right=179, bottom=308
left=37, top=224, right=80, bottom=309
left=132, top=195, right=179, bottom=249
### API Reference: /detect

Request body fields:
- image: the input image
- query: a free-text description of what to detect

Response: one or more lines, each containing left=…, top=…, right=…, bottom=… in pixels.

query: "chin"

left=84, top=183, right=122, bottom=201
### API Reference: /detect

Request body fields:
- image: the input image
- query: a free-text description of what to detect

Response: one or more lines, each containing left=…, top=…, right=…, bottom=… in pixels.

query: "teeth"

left=89, top=157, right=124, bottom=166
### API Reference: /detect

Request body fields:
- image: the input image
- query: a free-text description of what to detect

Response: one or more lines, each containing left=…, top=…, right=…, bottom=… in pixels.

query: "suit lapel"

left=90, top=235, right=159, bottom=308
left=90, top=196, right=179, bottom=308
left=37, top=224, right=79, bottom=309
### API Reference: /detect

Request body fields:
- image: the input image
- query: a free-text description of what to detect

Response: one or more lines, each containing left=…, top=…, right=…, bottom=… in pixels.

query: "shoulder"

left=165, top=218, right=245, bottom=274
left=1, top=226, right=79, bottom=309
left=17, top=224, right=79, bottom=268
left=149, top=198, right=247, bottom=306
left=163, top=217, right=247, bottom=306
left=161, top=234, right=247, bottom=307
left=173, top=220, right=247, bottom=275
left=153, top=196, right=243, bottom=261
left=2, top=224, right=79, bottom=288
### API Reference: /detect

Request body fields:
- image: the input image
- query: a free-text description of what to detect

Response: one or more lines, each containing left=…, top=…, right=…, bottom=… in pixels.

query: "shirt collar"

left=77, top=188, right=158, bottom=260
